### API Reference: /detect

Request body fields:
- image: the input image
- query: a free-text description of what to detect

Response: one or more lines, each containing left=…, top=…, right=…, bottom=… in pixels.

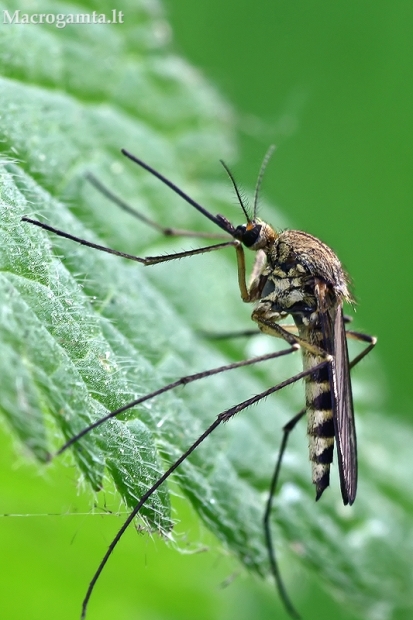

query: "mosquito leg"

left=198, top=328, right=261, bottom=340
left=143, top=240, right=237, bottom=265
left=345, top=330, right=377, bottom=369
left=21, top=216, right=236, bottom=266
left=263, top=407, right=306, bottom=620
left=86, top=173, right=230, bottom=240
left=199, top=322, right=299, bottom=340
left=120, top=150, right=237, bottom=237
left=22, top=217, right=148, bottom=263
left=253, top=313, right=334, bottom=361
left=80, top=360, right=329, bottom=620
left=56, top=345, right=299, bottom=458
left=23, top=150, right=241, bottom=264
left=248, top=249, right=267, bottom=288
left=233, top=241, right=251, bottom=301
left=262, top=335, right=376, bottom=619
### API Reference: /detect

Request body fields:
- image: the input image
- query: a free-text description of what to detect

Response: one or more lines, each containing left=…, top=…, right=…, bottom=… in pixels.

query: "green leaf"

left=0, top=1, right=412, bottom=619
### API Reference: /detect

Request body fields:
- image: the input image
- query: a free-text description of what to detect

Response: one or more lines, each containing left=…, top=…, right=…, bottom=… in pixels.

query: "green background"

left=0, top=2, right=412, bottom=620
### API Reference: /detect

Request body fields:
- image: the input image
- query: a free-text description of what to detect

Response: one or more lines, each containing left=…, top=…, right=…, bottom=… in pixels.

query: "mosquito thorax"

left=234, top=219, right=277, bottom=251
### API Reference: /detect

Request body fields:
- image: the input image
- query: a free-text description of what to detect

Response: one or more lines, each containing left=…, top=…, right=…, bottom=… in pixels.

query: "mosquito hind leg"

left=345, top=330, right=377, bottom=369
left=263, top=331, right=376, bottom=619
left=263, top=408, right=306, bottom=620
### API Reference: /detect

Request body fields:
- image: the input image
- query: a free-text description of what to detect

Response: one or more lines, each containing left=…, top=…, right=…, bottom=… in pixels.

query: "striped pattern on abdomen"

left=304, top=355, right=335, bottom=500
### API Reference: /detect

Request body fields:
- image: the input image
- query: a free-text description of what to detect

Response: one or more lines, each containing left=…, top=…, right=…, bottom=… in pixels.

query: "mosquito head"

left=234, top=219, right=277, bottom=251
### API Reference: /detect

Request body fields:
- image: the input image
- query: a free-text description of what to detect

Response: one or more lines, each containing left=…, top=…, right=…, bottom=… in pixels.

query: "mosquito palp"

left=22, top=148, right=376, bottom=619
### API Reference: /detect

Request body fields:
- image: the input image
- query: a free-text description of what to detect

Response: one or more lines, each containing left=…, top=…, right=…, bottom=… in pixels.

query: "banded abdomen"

left=300, top=321, right=335, bottom=500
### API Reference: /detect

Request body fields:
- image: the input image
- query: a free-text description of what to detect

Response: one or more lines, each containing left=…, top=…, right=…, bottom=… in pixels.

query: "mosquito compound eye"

left=234, top=224, right=246, bottom=237
left=237, top=224, right=262, bottom=247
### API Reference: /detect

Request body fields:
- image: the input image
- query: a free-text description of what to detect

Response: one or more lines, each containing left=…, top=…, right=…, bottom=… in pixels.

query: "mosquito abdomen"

left=304, top=355, right=335, bottom=500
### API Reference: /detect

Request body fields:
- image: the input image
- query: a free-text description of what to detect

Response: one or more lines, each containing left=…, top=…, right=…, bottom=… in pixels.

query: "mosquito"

left=22, top=147, right=376, bottom=619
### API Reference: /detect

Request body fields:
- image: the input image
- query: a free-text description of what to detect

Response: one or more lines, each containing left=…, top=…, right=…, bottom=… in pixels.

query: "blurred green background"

left=0, top=2, right=412, bottom=620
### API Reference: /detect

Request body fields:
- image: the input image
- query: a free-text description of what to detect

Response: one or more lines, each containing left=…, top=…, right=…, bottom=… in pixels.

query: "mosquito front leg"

left=86, top=173, right=230, bottom=241
left=22, top=217, right=237, bottom=267
left=234, top=242, right=268, bottom=303
left=248, top=249, right=267, bottom=288
left=234, top=241, right=250, bottom=301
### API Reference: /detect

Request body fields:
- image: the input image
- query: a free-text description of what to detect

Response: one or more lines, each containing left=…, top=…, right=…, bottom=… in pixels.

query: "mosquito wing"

left=318, top=298, right=357, bottom=506
left=332, top=304, right=357, bottom=504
